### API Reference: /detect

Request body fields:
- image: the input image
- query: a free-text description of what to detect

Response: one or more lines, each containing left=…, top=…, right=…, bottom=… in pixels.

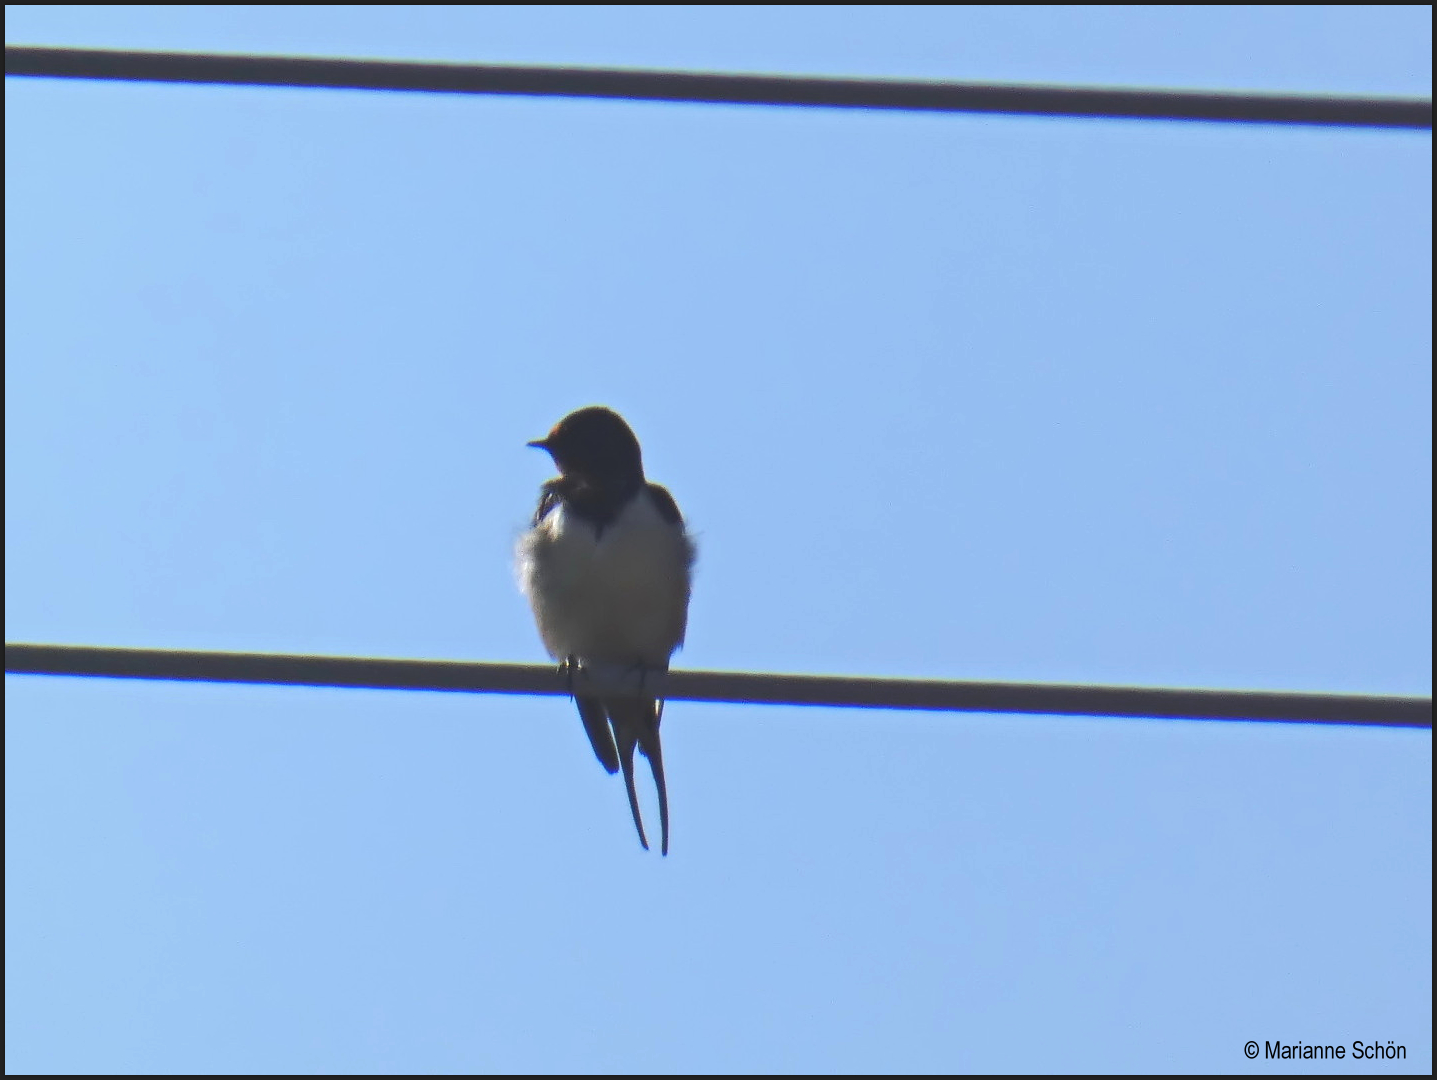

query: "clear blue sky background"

left=6, top=6, right=1431, bottom=1073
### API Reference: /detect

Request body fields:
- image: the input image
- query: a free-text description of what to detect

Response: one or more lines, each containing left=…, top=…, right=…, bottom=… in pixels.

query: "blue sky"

left=5, top=6, right=1431, bottom=1073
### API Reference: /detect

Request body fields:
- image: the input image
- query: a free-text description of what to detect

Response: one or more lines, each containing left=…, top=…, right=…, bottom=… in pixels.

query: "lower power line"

left=5, top=644, right=1428, bottom=728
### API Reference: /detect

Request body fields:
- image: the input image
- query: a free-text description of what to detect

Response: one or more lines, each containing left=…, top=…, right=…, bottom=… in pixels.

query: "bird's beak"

left=526, top=438, right=549, bottom=450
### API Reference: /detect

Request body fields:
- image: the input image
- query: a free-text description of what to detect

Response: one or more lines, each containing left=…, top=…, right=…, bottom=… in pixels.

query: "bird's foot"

left=624, top=660, right=670, bottom=694
left=559, top=655, right=579, bottom=699
left=625, top=660, right=651, bottom=693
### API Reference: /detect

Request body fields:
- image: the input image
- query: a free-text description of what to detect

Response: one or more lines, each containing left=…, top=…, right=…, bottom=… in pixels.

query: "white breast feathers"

left=517, top=490, right=694, bottom=667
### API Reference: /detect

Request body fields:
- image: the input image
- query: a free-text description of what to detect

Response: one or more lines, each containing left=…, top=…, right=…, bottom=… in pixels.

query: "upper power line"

left=6, top=46, right=1431, bottom=129
left=6, top=644, right=1430, bottom=728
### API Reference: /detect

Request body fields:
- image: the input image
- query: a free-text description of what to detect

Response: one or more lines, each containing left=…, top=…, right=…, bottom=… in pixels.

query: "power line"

left=6, top=46, right=1431, bottom=129
left=6, top=644, right=1429, bottom=728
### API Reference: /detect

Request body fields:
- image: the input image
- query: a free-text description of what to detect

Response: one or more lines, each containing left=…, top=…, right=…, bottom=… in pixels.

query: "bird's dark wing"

left=575, top=696, right=620, bottom=774
left=643, top=484, right=695, bottom=652
left=532, top=481, right=564, bottom=527
left=644, top=482, right=684, bottom=526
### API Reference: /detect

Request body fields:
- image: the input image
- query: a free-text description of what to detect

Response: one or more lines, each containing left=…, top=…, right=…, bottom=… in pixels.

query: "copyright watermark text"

left=1244, top=1039, right=1406, bottom=1061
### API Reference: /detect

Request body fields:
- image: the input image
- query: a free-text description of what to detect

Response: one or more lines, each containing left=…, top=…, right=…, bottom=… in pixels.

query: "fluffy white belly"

left=518, top=494, right=692, bottom=666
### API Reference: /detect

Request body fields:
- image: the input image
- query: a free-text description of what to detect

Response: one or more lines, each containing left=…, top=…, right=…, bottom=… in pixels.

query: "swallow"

left=516, top=406, right=695, bottom=854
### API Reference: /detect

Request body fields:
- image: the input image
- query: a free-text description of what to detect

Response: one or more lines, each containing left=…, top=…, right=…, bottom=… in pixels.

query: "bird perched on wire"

left=517, top=406, right=695, bottom=855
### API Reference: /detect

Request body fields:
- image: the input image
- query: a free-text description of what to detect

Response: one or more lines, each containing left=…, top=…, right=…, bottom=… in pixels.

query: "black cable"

left=6, top=46, right=1431, bottom=129
left=6, top=644, right=1429, bottom=728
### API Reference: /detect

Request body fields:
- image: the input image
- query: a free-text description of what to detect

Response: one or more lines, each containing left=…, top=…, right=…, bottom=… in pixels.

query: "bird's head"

left=528, top=406, right=645, bottom=486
